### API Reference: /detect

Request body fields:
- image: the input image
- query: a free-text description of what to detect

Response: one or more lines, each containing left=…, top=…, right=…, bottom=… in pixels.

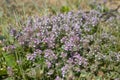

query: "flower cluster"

left=4, top=8, right=120, bottom=79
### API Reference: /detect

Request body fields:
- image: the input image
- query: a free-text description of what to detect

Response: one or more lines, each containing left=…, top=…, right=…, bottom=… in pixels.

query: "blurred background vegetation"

left=0, top=0, right=120, bottom=30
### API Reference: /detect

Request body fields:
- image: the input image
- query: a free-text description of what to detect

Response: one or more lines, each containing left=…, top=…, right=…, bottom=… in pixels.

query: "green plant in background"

left=60, top=6, right=70, bottom=13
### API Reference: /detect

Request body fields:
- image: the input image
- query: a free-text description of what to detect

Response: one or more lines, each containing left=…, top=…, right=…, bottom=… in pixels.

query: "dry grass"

left=0, top=0, right=120, bottom=15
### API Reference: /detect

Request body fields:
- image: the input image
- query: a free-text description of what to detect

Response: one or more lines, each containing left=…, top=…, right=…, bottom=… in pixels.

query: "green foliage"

left=2, top=53, right=16, bottom=68
left=60, top=6, right=70, bottom=13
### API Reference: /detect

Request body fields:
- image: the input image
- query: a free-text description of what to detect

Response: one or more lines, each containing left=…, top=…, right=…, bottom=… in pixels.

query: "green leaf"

left=2, top=52, right=16, bottom=68
left=0, top=68, right=7, bottom=76
left=95, top=76, right=102, bottom=80
left=0, top=35, right=5, bottom=41
left=80, top=70, right=88, bottom=78
left=4, top=77, right=13, bottom=80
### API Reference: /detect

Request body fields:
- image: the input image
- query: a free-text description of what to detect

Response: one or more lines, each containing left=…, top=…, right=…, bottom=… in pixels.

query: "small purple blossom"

left=55, top=76, right=62, bottom=80
left=72, top=52, right=88, bottom=66
left=46, top=60, right=52, bottom=68
left=7, top=66, right=14, bottom=76
left=26, top=53, right=36, bottom=61
left=44, top=49, right=57, bottom=60
left=4, top=45, right=16, bottom=53
left=60, top=52, right=67, bottom=58
left=61, top=64, right=71, bottom=77
left=47, top=69, right=54, bottom=75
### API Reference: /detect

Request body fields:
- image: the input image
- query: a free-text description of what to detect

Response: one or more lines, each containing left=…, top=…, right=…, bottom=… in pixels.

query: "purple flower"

left=7, top=66, right=14, bottom=76
left=60, top=52, right=67, bottom=58
left=5, top=45, right=16, bottom=53
left=34, top=49, right=42, bottom=55
left=61, top=36, right=67, bottom=43
left=61, top=64, right=70, bottom=77
left=67, top=58, right=74, bottom=64
left=55, top=76, right=62, bottom=80
left=26, top=53, right=36, bottom=61
left=46, top=60, right=52, bottom=68
left=47, top=69, right=54, bottom=75
left=73, top=52, right=87, bottom=66
left=44, top=49, right=57, bottom=60
left=10, top=28, right=17, bottom=37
